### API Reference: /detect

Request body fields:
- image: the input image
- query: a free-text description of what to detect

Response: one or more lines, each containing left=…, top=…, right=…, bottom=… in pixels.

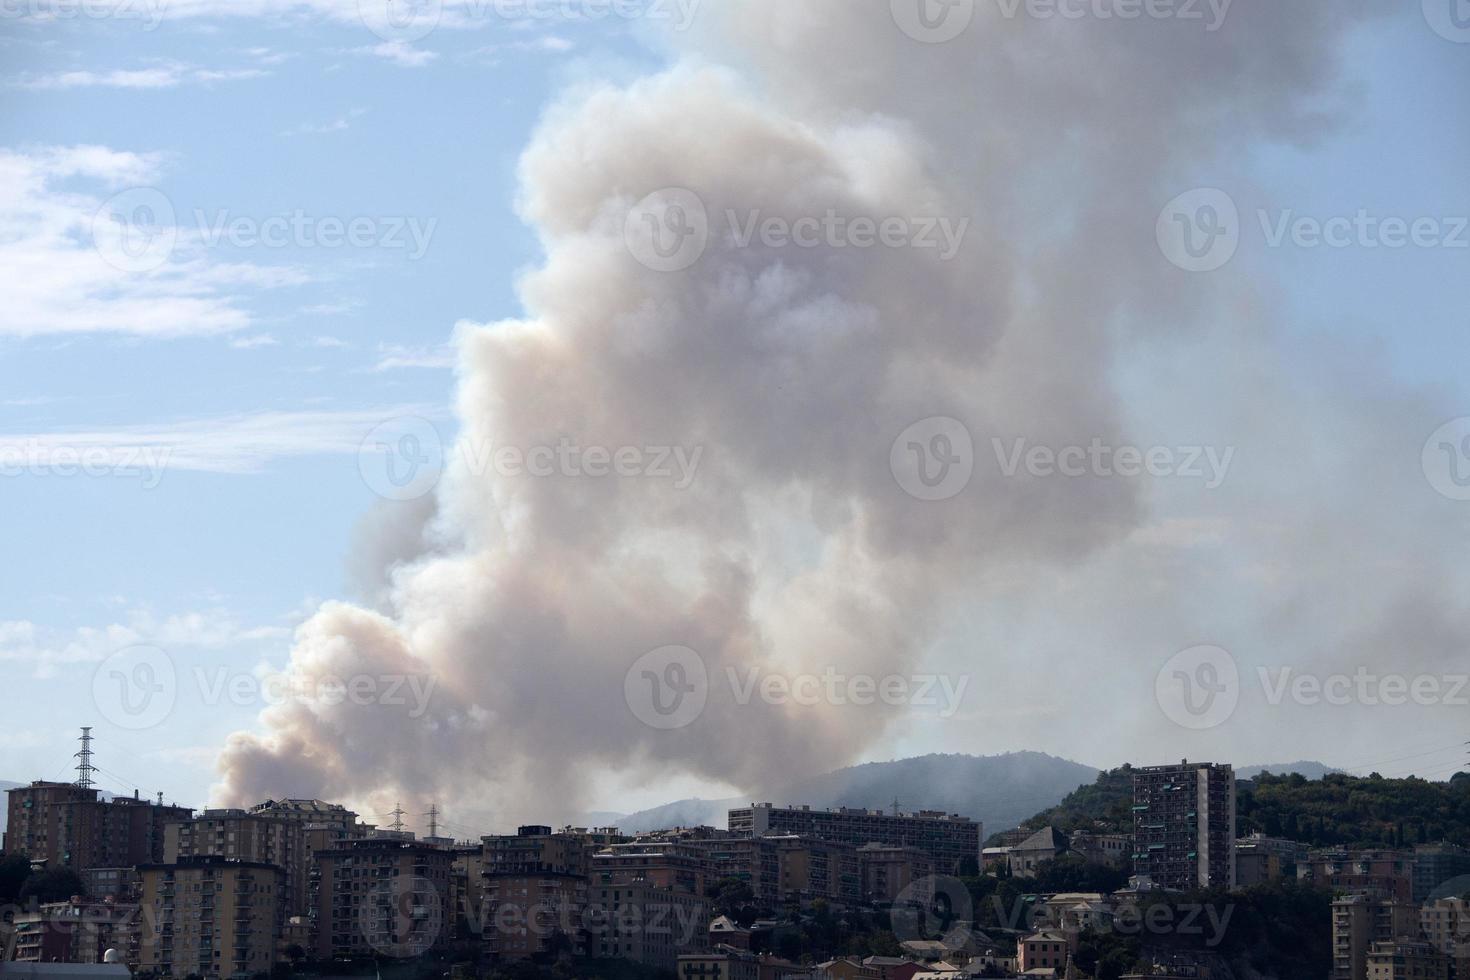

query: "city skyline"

left=2, top=0, right=1469, bottom=839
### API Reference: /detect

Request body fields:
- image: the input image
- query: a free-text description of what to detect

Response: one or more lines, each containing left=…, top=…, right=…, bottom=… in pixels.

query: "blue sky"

left=1, top=0, right=1468, bottom=829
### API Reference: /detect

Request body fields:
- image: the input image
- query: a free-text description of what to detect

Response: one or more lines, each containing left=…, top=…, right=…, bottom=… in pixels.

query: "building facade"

left=1332, top=894, right=1422, bottom=980
left=727, top=804, right=981, bottom=874
left=136, top=857, right=281, bottom=979
left=3, top=784, right=190, bottom=873
left=1131, top=762, right=1236, bottom=890
left=312, top=837, right=453, bottom=960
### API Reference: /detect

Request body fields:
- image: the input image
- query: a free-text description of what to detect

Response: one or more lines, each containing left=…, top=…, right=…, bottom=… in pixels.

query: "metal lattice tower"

left=75, top=727, right=95, bottom=789
left=425, top=804, right=439, bottom=839
left=390, top=803, right=406, bottom=833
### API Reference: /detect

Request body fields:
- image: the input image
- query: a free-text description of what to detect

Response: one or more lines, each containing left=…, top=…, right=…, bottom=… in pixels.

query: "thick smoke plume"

left=215, top=0, right=1426, bottom=829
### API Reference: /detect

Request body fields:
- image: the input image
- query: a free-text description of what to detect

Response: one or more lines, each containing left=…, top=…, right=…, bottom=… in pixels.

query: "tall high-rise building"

left=481, top=826, right=594, bottom=961
left=136, top=856, right=281, bottom=979
left=726, top=804, right=981, bottom=874
left=312, top=837, right=453, bottom=960
left=3, top=782, right=192, bottom=872
left=1331, top=894, right=1421, bottom=980
left=1414, top=843, right=1470, bottom=904
left=1131, top=761, right=1236, bottom=890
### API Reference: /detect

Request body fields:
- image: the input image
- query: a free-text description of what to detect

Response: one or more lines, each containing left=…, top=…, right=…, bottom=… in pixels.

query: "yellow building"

left=137, top=857, right=281, bottom=979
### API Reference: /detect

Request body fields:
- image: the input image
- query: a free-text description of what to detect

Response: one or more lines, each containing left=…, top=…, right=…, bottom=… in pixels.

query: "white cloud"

left=230, top=334, right=279, bottom=349
left=371, top=343, right=454, bottom=371
left=17, top=64, right=269, bottom=90
left=0, top=145, right=302, bottom=338
left=350, top=41, right=439, bottom=67
left=0, top=404, right=444, bottom=476
left=281, top=108, right=367, bottom=137
left=0, top=609, right=292, bottom=678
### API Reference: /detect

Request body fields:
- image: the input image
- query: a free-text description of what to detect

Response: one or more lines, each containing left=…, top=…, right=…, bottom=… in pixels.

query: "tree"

left=0, top=853, right=31, bottom=904
left=18, top=866, right=84, bottom=904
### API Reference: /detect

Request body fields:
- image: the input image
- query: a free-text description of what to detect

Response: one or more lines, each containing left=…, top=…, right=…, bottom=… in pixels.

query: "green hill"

left=1016, top=767, right=1470, bottom=848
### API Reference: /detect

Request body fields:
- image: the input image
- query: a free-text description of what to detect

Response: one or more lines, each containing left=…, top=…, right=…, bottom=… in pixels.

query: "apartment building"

left=590, top=881, right=709, bottom=971
left=1333, top=894, right=1422, bottom=980
left=1070, top=831, right=1131, bottom=869
left=481, top=826, right=594, bottom=961
left=136, top=857, right=281, bottom=979
left=7, top=900, right=136, bottom=964
left=312, top=837, right=453, bottom=960
left=80, top=868, right=139, bottom=903
left=165, top=810, right=298, bottom=924
left=761, top=836, right=860, bottom=906
left=593, top=839, right=707, bottom=896
left=1419, top=898, right=1468, bottom=965
left=856, top=844, right=933, bottom=904
left=1366, top=940, right=1450, bottom=980
left=678, top=946, right=762, bottom=980
left=727, top=804, right=981, bottom=874
left=1413, top=844, right=1470, bottom=904
left=3, top=783, right=191, bottom=873
left=1131, top=761, right=1236, bottom=890
left=1301, top=850, right=1415, bottom=902
left=685, top=837, right=779, bottom=907
left=1234, top=832, right=1308, bottom=886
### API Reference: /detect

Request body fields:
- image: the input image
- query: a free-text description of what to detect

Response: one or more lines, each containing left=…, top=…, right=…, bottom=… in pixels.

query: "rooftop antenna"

left=75, top=728, right=96, bottom=790
left=390, top=803, right=406, bottom=833
left=425, top=804, right=439, bottom=839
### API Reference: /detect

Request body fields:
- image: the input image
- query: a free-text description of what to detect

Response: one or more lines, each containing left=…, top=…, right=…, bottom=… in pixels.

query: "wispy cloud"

left=0, top=144, right=303, bottom=338
left=281, top=108, right=367, bottom=137
left=372, top=343, right=454, bottom=371
left=229, top=334, right=279, bottom=349
left=0, top=405, right=445, bottom=475
left=351, top=42, right=438, bottom=68
left=18, top=63, right=268, bottom=90
left=0, top=609, right=292, bottom=677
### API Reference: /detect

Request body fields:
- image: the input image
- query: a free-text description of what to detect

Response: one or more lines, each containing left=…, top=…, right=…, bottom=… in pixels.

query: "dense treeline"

left=1017, top=767, right=1470, bottom=848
